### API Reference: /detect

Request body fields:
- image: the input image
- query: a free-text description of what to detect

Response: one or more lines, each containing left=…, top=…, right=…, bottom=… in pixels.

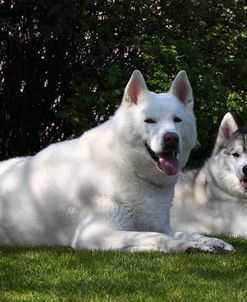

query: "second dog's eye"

left=174, top=117, right=182, bottom=123
left=232, top=152, right=240, bottom=157
left=144, top=118, right=156, bottom=124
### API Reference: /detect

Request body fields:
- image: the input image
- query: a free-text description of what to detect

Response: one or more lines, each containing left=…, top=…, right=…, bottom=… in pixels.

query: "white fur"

left=172, top=112, right=247, bottom=237
left=0, top=71, right=234, bottom=252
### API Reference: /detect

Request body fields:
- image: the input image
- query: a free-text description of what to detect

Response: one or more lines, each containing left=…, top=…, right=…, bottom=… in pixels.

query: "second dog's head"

left=211, top=112, right=247, bottom=197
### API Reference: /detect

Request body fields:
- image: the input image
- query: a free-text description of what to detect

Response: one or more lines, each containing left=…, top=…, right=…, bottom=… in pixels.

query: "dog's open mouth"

left=240, top=179, right=247, bottom=191
left=145, top=143, right=179, bottom=176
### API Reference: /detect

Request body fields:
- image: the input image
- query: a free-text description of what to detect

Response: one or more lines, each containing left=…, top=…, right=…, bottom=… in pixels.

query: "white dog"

left=172, top=112, right=247, bottom=238
left=0, top=70, right=234, bottom=252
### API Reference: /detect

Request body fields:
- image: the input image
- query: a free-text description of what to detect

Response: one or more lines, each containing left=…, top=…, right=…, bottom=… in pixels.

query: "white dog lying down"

left=0, top=70, right=234, bottom=252
left=172, top=112, right=247, bottom=238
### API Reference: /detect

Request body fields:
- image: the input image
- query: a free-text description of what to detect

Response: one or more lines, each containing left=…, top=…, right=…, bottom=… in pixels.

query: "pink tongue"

left=159, top=155, right=179, bottom=176
left=241, top=181, right=247, bottom=191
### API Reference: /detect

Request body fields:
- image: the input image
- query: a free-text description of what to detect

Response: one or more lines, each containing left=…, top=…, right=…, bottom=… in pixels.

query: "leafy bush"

left=1, top=0, right=246, bottom=165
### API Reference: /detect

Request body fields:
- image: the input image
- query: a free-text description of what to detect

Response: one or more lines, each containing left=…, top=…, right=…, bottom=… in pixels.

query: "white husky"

left=0, top=70, right=233, bottom=252
left=172, top=112, right=247, bottom=237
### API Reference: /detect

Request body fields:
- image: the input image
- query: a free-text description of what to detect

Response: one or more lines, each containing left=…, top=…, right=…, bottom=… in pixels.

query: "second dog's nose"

left=164, top=132, right=179, bottom=146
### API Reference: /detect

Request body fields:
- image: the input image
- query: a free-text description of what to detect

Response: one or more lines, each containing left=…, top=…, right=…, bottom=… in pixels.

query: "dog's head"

left=211, top=112, right=247, bottom=196
left=115, top=70, right=196, bottom=178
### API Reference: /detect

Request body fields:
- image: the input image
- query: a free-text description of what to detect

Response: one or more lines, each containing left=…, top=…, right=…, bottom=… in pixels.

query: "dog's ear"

left=169, top=71, right=193, bottom=110
left=212, top=112, right=239, bottom=154
left=123, top=70, right=148, bottom=105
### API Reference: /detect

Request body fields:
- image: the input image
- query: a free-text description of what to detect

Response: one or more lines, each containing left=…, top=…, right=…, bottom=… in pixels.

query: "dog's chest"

left=118, top=184, right=172, bottom=232
left=132, top=204, right=166, bottom=232
left=86, top=171, right=174, bottom=232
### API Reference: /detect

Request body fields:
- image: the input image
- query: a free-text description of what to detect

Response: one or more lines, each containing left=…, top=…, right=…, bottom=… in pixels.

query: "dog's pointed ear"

left=169, top=71, right=193, bottom=110
left=213, top=112, right=238, bottom=154
left=123, top=70, right=148, bottom=105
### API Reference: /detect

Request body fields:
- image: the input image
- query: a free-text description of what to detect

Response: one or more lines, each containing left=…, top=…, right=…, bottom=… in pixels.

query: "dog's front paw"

left=198, top=236, right=235, bottom=254
left=174, top=232, right=235, bottom=253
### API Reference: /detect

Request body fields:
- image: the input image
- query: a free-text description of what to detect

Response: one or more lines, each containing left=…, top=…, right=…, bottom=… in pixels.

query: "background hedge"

left=1, top=0, right=246, bottom=165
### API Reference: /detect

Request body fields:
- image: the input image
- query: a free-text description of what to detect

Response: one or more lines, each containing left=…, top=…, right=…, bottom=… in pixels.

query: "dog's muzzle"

left=240, top=165, right=247, bottom=191
left=145, top=133, right=179, bottom=176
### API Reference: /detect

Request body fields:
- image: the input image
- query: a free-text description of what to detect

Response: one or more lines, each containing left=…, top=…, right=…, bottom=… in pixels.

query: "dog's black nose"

left=242, top=165, right=247, bottom=175
left=164, top=132, right=179, bottom=146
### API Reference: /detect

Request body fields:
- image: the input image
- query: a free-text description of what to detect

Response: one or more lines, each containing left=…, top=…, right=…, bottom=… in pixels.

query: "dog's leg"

left=173, top=231, right=235, bottom=253
left=71, top=224, right=231, bottom=253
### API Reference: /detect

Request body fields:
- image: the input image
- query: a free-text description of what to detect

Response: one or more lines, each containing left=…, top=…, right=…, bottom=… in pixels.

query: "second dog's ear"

left=123, top=70, right=148, bottom=105
left=212, top=112, right=238, bottom=154
left=170, top=71, right=194, bottom=111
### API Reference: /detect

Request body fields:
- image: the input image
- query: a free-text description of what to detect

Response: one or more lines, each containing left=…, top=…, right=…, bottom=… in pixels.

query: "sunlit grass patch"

left=0, top=236, right=246, bottom=301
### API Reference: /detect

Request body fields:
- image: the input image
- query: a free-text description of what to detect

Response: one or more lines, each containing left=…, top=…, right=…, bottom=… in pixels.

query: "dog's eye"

left=174, top=117, right=182, bottom=123
left=144, top=118, right=156, bottom=124
left=232, top=152, right=240, bottom=157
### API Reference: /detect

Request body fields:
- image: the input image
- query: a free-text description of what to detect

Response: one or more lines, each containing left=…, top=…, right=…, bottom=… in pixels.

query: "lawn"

left=0, top=236, right=247, bottom=302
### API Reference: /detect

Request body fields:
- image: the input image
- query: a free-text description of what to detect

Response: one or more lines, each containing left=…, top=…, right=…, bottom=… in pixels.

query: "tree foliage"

left=1, top=0, right=246, bottom=164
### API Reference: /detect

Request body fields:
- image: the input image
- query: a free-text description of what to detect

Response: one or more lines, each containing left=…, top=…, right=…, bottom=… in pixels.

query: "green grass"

left=0, top=236, right=247, bottom=301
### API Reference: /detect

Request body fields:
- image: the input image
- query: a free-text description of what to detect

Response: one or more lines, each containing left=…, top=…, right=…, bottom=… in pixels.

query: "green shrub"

left=1, top=0, right=246, bottom=165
